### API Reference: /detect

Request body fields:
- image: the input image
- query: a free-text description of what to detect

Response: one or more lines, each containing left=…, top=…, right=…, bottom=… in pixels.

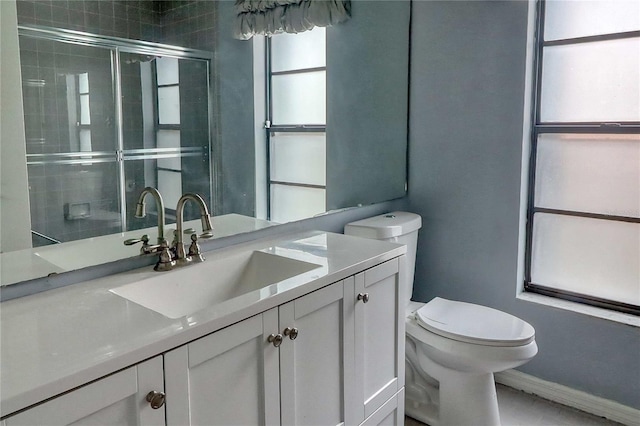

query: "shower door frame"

left=19, top=25, right=216, bottom=237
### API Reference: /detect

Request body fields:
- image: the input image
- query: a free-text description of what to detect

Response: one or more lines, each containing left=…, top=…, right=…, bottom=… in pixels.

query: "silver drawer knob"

left=268, top=333, right=283, bottom=347
left=283, top=327, right=299, bottom=340
left=146, top=391, right=166, bottom=409
left=357, top=293, right=370, bottom=303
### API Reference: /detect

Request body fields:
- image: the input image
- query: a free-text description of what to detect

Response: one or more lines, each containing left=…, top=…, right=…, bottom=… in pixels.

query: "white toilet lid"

left=415, top=297, right=535, bottom=347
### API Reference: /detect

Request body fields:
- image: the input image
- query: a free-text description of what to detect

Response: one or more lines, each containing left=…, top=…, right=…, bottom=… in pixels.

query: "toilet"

left=345, top=212, right=537, bottom=426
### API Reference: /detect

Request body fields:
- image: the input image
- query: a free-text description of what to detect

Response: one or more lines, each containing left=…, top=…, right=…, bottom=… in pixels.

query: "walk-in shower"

left=18, top=26, right=213, bottom=247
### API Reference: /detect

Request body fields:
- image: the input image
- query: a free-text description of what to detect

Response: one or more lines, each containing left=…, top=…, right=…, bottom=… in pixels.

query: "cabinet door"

left=164, top=309, right=280, bottom=426
left=4, top=356, right=164, bottom=426
left=354, top=257, right=405, bottom=422
left=279, top=280, right=355, bottom=426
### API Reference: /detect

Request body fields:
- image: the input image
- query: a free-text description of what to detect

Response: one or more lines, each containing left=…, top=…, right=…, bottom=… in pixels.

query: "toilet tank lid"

left=344, top=211, right=422, bottom=239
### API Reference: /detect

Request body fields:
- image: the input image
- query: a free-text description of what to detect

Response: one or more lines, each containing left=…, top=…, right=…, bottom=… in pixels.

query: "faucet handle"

left=183, top=226, right=213, bottom=239
left=124, top=234, right=153, bottom=254
left=124, top=234, right=149, bottom=245
left=200, top=231, right=214, bottom=239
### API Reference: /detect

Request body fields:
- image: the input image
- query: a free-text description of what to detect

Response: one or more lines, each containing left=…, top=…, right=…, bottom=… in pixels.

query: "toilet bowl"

left=345, top=212, right=538, bottom=426
left=406, top=298, right=537, bottom=425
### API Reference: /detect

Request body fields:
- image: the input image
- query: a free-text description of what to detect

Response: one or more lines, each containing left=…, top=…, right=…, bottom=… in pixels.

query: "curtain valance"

left=234, top=0, right=351, bottom=40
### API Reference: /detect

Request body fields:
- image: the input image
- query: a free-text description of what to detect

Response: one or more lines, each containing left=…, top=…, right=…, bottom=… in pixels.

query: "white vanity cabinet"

left=164, top=308, right=282, bottom=425
left=161, top=257, right=404, bottom=426
left=279, top=280, right=354, bottom=426
left=3, top=356, right=165, bottom=426
left=0, top=242, right=406, bottom=426
left=354, top=258, right=405, bottom=425
left=165, top=280, right=353, bottom=426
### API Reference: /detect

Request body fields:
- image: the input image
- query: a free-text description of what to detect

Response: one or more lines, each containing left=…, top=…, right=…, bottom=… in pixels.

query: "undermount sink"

left=110, top=250, right=322, bottom=319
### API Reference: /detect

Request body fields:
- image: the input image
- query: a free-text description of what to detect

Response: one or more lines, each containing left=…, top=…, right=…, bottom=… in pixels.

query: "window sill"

left=517, top=292, right=640, bottom=327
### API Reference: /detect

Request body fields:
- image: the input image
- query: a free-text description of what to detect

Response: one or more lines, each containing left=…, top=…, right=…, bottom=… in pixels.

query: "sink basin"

left=110, top=250, right=321, bottom=319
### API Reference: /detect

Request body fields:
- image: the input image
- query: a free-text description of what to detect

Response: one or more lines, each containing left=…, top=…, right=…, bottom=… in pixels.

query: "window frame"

left=76, top=72, right=92, bottom=153
left=524, top=0, right=640, bottom=316
left=153, top=58, right=183, bottom=217
left=264, top=33, right=327, bottom=221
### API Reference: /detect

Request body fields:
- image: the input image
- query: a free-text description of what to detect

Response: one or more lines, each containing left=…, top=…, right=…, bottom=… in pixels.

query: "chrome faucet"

left=174, top=193, right=214, bottom=265
left=124, top=187, right=175, bottom=271
left=135, top=187, right=166, bottom=244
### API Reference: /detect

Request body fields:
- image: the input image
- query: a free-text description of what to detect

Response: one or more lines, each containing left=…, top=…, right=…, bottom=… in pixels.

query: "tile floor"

left=404, top=384, right=624, bottom=426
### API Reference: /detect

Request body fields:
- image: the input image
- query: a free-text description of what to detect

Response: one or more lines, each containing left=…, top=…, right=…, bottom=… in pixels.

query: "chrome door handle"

left=357, top=293, right=370, bottom=303
left=283, top=327, right=298, bottom=340
left=268, top=333, right=283, bottom=347
left=146, top=391, right=166, bottom=409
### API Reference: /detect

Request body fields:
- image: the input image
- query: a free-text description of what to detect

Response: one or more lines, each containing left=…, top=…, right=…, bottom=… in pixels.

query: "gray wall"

left=327, top=1, right=409, bottom=210
left=408, top=0, right=640, bottom=409
left=214, top=0, right=256, bottom=217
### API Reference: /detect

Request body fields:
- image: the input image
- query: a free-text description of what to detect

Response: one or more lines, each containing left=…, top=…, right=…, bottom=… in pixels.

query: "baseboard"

left=495, top=370, right=640, bottom=426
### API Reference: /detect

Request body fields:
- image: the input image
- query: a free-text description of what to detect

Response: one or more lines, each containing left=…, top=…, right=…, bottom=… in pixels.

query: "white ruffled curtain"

left=234, top=0, right=351, bottom=40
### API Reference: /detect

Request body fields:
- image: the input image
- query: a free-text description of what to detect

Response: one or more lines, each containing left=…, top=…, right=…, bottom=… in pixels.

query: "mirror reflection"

left=1, top=0, right=410, bottom=287
left=268, top=27, right=327, bottom=223
left=21, top=33, right=213, bottom=248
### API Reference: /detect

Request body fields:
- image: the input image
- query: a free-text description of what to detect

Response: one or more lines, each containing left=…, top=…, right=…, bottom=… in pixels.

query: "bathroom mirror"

left=0, top=0, right=409, bottom=286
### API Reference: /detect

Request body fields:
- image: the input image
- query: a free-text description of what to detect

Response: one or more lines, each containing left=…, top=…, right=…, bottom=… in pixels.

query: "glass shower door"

left=20, top=36, right=122, bottom=246
left=19, top=29, right=213, bottom=248
left=119, top=52, right=212, bottom=232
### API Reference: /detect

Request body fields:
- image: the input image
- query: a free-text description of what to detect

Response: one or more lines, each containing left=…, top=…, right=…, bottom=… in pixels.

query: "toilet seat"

left=415, top=297, right=535, bottom=347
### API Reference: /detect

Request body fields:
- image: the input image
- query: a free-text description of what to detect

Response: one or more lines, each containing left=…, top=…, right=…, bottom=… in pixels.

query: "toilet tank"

left=344, top=212, right=422, bottom=307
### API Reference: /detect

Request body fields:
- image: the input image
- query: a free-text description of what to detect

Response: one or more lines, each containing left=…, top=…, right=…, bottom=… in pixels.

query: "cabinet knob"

left=268, top=333, right=283, bottom=347
left=146, top=391, right=166, bottom=409
left=283, top=327, right=299, bottom=340
left=357, top=293, right=370, bottom=303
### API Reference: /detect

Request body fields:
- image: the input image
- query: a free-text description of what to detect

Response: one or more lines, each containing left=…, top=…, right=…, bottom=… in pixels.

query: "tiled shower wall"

left=16, top=0, right=219, bottom=245
left=161, top=1, right=217, bottom=51
left=16, top=1, right=162, bottom=41
left=15, top=1, right=219, bottom=47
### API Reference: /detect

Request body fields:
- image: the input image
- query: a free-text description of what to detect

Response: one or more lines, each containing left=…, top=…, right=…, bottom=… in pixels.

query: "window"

left=266, top=27, right=327, bottom=223
left=155, top=57, right=184, bottom=211
left=77, top=72, right=92, bottom=159
left=525, top=0, right=640, bottom=314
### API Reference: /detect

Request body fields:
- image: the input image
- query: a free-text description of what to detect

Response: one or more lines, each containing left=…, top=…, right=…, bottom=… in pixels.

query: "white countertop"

left=0, top=214, right=274, bottom=286
left=0, top=231, right=405, bottom=418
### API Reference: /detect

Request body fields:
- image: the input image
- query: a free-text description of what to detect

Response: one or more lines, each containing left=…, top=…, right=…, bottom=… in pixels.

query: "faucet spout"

left=175, top=193, right=213, bottom=264
left=135, top=187, right=166, bottom=244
